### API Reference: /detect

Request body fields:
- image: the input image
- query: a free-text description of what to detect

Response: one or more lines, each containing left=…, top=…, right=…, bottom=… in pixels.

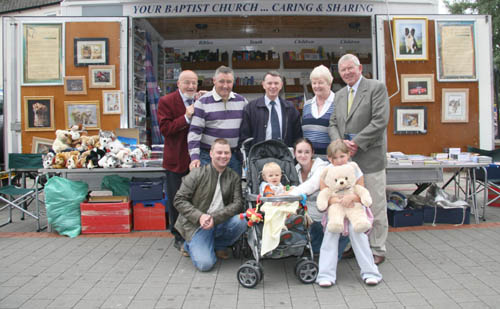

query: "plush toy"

left=52, top=130, right=72, bottom=153
left=107, top=139, right=124, bottom=155
left=317, top=162, right=373, bottom=233
left=99, top=130, right=116, bottom=149
left=120, top=152, right=135, bottom=168
left=66, top=154, right=80, bottom=169
left=86, top=148, right=106, bottom=169
left=240, top=208, right=263, bottom=227
left=42, top=152, right=55, bottom=169
left=131, top=144, right=151, bottom=161
left=80, top=135, right=100, bottom=151
left=52, top=153, right=67, bottom=169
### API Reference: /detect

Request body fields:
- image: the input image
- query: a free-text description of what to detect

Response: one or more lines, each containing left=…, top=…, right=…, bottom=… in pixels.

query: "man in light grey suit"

left=328, top=54, right=390, bottom=265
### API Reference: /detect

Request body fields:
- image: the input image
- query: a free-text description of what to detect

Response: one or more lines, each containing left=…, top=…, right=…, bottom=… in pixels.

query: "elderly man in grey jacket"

left=174, top=138, right=247, bottom=271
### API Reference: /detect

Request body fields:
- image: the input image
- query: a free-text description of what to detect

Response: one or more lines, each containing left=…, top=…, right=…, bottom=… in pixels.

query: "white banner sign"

left=124, top=1, right=381, bottom=17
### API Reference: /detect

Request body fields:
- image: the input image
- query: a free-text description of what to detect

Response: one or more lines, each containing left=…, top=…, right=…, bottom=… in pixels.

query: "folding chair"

left=466, top=146, right=500, bottom=219
left=0, top=153, right=46, bottom=231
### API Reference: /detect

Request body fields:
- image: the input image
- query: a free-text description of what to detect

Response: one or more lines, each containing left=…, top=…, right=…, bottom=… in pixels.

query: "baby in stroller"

left=259, top=162, right=305, bottom=245
left=237, top=140, right=318, bottom=288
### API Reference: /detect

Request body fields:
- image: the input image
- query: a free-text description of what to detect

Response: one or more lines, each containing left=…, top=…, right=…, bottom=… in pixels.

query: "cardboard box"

left=387, top=208, right=423, bottom=227
left=423, top=206, right=470, bottom=224
left=81, top=198, right=132, bottom=234
left=133, top=199, right=167, bottom=231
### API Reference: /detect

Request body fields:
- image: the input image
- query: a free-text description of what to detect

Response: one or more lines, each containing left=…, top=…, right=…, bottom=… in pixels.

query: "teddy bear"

left=52, top=129, right=72, bottom=153
left=317, top=162, right=373, bottom=233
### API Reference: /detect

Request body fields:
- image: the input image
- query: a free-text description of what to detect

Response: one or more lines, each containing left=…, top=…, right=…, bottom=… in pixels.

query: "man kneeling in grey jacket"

left=174, top=138, right=247, bottom=271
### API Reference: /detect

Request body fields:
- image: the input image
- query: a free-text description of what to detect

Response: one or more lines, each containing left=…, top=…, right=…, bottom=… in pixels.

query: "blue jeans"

left=309, top=221, right=324, bottom=254
left=185, top=214, right=247, bottom=272
left=200, top=149, right=242, bottom=177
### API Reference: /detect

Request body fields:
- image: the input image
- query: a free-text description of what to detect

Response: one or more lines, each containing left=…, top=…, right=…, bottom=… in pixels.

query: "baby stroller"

left=236, top=139, right=318, bottom=288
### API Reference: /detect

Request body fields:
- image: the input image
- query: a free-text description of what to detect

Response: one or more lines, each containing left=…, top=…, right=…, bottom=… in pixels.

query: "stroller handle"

left=247, top=193, right=305, bottom=204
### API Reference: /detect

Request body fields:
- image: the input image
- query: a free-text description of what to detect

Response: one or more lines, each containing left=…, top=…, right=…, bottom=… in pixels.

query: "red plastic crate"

left=133, top=199, right=166, bottom=231
left=81, top=198, right=132, bottom=234
left=488, top=186, right=500, bottom=207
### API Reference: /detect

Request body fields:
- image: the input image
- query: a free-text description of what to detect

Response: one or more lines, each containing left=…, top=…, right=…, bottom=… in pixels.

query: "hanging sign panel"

left=124, top=1, right=383, bottom=17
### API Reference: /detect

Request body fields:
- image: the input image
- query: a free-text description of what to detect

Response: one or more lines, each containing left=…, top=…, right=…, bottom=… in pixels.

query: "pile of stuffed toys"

left=42, top=125, right=151, bottom=169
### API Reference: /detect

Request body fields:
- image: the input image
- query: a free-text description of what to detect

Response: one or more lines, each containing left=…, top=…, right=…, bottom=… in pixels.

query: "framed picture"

left=442, top=88, right=469, bottom=123
left=435, top=20, right=477, bottom=81
left=22, top=23, right=63, bottom=85
left=401, top=74, right=434, bottom=103
left=102, top=90, right=123, bottom=114
left=394, top=106, right=427, bottom=135
left=392, top=17, right=428, bottom=61
left=23, top=96, right=55, bottom=131
left=64, top=101, right=101, bottom=130
left=32, top=137, right=53, bottom=154
left=74, top=38, right=109, bottom=66
left=64, top=76, right=87, bottom=95
left=88, top=65, right=115, bottom=88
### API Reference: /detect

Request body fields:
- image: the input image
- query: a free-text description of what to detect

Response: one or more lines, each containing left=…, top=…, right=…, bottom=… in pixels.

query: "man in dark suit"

left=328, top=54, right=390, bottom=265
left=240, top=71, right=302, bottom=152
left=158, top=70, right=198, bottom=256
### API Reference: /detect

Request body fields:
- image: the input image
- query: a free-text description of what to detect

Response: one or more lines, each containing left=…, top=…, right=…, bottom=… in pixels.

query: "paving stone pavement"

left=2, top=174, right=500, bottom=308
left=1, top=224, right=500, bottom=308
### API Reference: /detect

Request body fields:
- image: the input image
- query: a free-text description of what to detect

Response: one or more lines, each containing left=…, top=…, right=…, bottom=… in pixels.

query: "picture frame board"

left=102, top=90, right=123, bottom=114
left=392, top=17, right=428, bottom=61
left=435, top=20, right=477, bottom=81
left=88, top=65, right=115, bottom=88
left=32, top=137, right=53, bottom=154
left=394, top=106, right=427, bottom=135
left=64, top=101, right=101, bottom=130
left=64, top=76, right=87, bottom=95
left=401, top=74, right=435, bottom=103
left=23, top=96, right=55, bottom=131
left=74, top=38, right=109, bottom=67
left=441, top=88, right=469, bottom=123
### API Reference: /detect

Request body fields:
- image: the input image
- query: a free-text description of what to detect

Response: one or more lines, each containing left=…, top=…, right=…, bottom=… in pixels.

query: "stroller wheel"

left=244, top=260, right=263, bottom=281
left=294, top=257, right=309, bottom=276
left=295, top=260, right=318, bottom=284
left=237, top=264, right=261, bottom=288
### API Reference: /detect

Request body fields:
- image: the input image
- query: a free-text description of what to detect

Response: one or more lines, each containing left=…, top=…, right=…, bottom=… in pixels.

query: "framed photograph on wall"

left=64, top=101, right=101, bottom=130
left=88, top=65, right=115, bottom=88
left=23, top=96, right=55, bottom=131
left=392, top=17, right=428, bottom=61
left=64, top=76, right=87, bottom=95
left=102, top=90, right=123, bottom=114
left=394, top=106, right=427, bottom=135
left=22, top=23, right=63, bottom=85
left=31, top=137, right=53, bottom=154
left=436, top=20, right=477, bottom=81
left=401, top=74, right=434, bottom=103
left=442, top=88, right=469, bottom=123
left=74, top=38, right=109, bottom=67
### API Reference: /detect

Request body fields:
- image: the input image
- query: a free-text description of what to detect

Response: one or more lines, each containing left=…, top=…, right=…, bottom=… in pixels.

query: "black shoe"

left=173, top=239, right=182, bottom=251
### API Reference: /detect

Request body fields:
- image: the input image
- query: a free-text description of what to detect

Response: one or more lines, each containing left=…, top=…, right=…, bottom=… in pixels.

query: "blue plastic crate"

left=387, top=208, right=423, bottom=227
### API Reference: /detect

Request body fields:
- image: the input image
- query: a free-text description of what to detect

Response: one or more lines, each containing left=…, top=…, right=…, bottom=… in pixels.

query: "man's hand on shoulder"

left=343, top=139, right=358, bottom=156
left=189, top=159, right=201, bottom=170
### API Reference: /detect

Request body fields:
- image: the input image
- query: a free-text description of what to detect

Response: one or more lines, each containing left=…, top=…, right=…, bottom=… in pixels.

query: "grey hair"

left=309, top=65, right=333, bottom=85
left=338, top=54, right=361, bottom=67
left=214, top=65, right=234, bottom=78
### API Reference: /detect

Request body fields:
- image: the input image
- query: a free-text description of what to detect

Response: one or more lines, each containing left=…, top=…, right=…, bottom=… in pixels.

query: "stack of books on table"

left=474, top=155, right=493, bottom=164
